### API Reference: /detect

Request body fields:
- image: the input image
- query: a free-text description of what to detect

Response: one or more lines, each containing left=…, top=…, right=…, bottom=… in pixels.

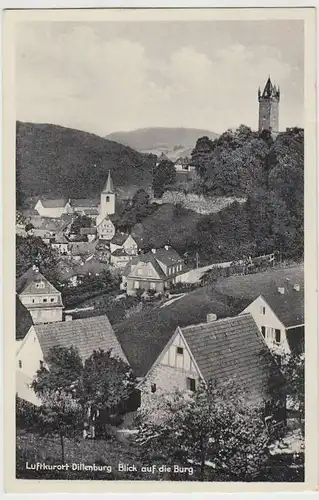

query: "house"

left=122, top=246, right=184, bottom=296
left=70, top=198, right=99, bottom=215
left=138, top=313, right=284, bottom=413
left=16, top=315, right=128, bottom=406
left=50, top=233, right=70, bottom=255
left=110, top=248, right=132, bottom=269
left=17, top=267, right=64, bottom=324
left=80, top=227, right=97, bottom=243
left=97, top=216, right=116, bottom=241
left=174, top=157, right=196, bottom=173
left=240, top=282, right=304, bottom=356
left=110, top=233, right=139, bottom=255
left=34, top=198, right=72, bottom=219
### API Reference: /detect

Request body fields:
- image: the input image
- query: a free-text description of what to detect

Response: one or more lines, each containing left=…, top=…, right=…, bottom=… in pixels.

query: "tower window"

left=106, top=196, right=110, bottom=202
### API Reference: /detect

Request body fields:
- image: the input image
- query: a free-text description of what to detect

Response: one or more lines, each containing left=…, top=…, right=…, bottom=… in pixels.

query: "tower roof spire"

left=103, top=170, right=114, bottom=193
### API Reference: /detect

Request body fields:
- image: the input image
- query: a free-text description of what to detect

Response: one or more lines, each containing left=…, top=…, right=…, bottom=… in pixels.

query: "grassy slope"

left=16, top=121, right=154, bottom=206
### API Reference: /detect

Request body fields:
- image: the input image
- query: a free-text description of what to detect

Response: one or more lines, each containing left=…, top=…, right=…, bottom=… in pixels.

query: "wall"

left=16, top=327, right=44, bottom=378
left=140, top=331, right=201, bottom=408
left=29, top=307, right=63, bottom=324
left=241, top=296, right=290, bottom=354
left=157, top=191, right=246, bottom=215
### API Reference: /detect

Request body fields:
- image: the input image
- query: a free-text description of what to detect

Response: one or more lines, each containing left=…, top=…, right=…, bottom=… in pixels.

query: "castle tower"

left=99, top=170, right=115, bottom=221
left=258, top=76, right=280, bottom=133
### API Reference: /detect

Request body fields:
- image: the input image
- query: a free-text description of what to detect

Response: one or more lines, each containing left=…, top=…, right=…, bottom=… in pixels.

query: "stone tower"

left=99, top=170, right=115, bottom=220
left=258, top=76, right=280, bottom=133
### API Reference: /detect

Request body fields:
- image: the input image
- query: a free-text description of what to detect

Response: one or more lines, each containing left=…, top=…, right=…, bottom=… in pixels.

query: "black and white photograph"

left=3, top=7, right=317, bottom=491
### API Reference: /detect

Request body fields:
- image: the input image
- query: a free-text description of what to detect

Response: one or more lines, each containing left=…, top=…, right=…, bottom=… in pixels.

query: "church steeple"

left=103, top=170, right=114, bottom=193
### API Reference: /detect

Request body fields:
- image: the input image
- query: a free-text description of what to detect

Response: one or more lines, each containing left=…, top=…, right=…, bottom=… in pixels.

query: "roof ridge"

left=181, top=313, right=252, bottom=331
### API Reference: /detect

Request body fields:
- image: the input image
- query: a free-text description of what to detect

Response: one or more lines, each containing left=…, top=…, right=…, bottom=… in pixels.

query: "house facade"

left=174, top=157, right=196, bottom=173
left=110, top=248, right=132, bottom=269
left=138, top=313, right=285, bottom=413
left=17, top=267, right=64, bottom=324
left=123, top=246, right=184, bottom=296
left=241, top=284, right=304, bottom=355
left=16, top=315, right=128, bottom=406
left=34, top=199, right=72, bottom=219
left=110, top=233, right=139, bottom=255
left=97, top=216, right=116, bottom=241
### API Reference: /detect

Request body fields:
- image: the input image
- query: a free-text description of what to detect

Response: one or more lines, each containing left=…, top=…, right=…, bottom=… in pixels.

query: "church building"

left=258, top=76, right=280, bottom=134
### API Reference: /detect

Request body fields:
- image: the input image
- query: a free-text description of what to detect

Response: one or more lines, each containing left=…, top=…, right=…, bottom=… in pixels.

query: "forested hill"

left=16, top=122, right=155, bottom=208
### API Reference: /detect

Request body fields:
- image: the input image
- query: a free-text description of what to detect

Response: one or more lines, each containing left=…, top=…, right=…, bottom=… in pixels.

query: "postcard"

left=2, top=6, right=318, bottom=494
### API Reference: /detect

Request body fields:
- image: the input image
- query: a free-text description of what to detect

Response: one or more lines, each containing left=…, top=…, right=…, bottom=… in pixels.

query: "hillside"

left=105, top=127, right=219, bottom=153
left=16, top=122, right=155, bottom=207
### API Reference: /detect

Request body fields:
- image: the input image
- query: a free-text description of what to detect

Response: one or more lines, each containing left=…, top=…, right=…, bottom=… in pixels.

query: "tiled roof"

left=16, top=296, right=33, bottom=340
left=80, top=227, right=97, bottom=235
left=181, top=314, right=283, bottom=400
left=83, top=208, right=100, bottom=216
left=126, top=255, right=167, bottom=280
left=39, top=198, right=67, bottom=208
left=153, top=247, right=183, bottom=267
left=214, top=265, right=304, bottom=328
left=16, top=268, right=61, bottom=296
left=35, top=315, right=128, bottom=363
left=262, top=288, right=304, bottom=328
left=71, top=199, right=98, bottom=208
left=111, top=233, right=130, bottom=246
left=112, top=248, right=129, bottom=257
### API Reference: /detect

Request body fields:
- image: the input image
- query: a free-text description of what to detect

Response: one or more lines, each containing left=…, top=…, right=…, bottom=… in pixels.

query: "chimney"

left=151, top=248, right=156, bottom=254
left=293, top=283, right=300, bottom=292
left=164, top=245, right=169, bottom=251
left=207, top=313, right=217, bottom=323
left=278, top=287, right=285, bottom=295
left=65, top=314, right=73, bottom=322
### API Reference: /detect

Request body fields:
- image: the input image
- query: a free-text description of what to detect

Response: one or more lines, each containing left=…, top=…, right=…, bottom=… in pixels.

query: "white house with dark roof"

left=17, top=267, right=64, bottom=324
left=97, top=215, right=116, bottom=241
left=139, top=313, right=284, bottom=411
left=110, top=233, right=139, bottom=255
left=16, top=315, right=128, bottom=406
left=122, top=246, right=184, bottom=296
left=240, top=282, right=304, bottom=355
left=34, top=198, right=73, bottom=218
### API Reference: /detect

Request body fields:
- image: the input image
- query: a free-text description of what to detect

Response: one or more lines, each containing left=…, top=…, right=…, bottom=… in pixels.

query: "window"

left=50, top=297, right=55, bottom=302
left=275, top=329, right=281, bottom=344
left=150, top=282, right=156, bottom=290
left=186, top=377, right=196, bottom=392
left=137, top=269, right=142, bottom=276
left=18, top=360, right=22, bottom=369
left=106, top=196, right=110, bottom=202
left=151, top=383, right=156, bottom=393
left=262, top=306, right=266, bottom=315
left=148, top=269, right=152, bottom=276
left=134, top=281, right=140, bottom=289
left=261, top=326, right=266, bottom=337
left=32, top=299, right=35, bottom=303
left=43, top=298, right=47, bottom=303
left=176, top=347, right=184, bottom=355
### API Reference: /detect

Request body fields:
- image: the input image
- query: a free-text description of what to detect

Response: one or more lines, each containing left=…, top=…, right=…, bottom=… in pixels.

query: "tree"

left=32, top=346, right=84, bottom=463
left=70, top=214, right=92, bottom=234
left=136, top=380, right=270, bottom=481
left=281, top=352, right=305, bottom=423
left=152, top=160, right=176, bottom=198
left=117, top=189, right=152, bottom=230
left=16, top=235, right=60, bottom=283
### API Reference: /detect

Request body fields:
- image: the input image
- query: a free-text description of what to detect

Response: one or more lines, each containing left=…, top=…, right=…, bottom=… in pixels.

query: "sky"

left=16, top=20, right=304, bottom=136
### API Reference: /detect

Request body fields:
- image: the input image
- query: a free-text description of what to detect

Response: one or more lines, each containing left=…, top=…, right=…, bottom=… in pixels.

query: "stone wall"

left=153, top=190, right=246, bottom=215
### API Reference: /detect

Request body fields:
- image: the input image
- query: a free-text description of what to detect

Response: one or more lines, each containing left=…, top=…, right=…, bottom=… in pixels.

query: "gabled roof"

left=70, top=199, right=99, bottom=208
left=111, top=248, right=130, bottom=257
left=111, top=232, right=131, bottom=246
left=157, top=152, right=169, bottom=162
left=97, top=215, right=114, bottom=228
left=180, top=314, right=283, bottom=400
left=103, top=170, right=114, bottom=193
left=83, top=208, right=100, bottom=216
left=16, top=268, right=61, bottom=296
left=153, top=246, right=183, bottom=267
left=34, top=315, right=128, bottom=363
left=38, top=198, right=68, bottom=208
left=16, top=295, right=33, bottom=341
left=262, top=287, right=304, bottom=328
left=126, top=254, right=167, bottom=280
